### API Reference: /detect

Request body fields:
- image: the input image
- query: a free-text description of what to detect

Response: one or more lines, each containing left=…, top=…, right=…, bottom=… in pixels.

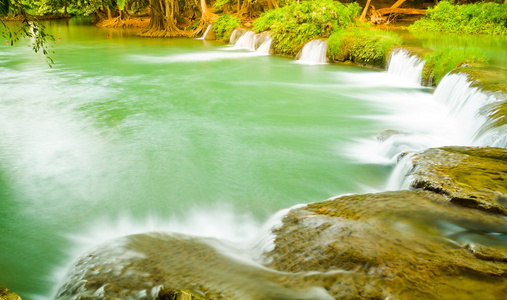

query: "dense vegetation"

left=253, top=0, right=361, bottom=56
left=423, top=47, right=488, bottom=84
left=409, top=1, right=507, bottom=35
left=327, top=28, right=401, bottom=68
left=213, top=13, right=240, bottom=41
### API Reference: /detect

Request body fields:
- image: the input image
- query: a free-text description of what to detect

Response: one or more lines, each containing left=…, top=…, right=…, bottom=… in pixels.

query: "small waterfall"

left=197, top=24, right=213, bottom=40
left=233, top=31, right=257, bottom=51
left=385, top=153, right=416, bottom=191
left=433, top=73, right=504, bottom=146
left=383, top=72, right=506, bottom=190
left=229, top=29, right=240, bottom=45
left=387, top=49, right=425, bottom=85
left=255, top=37, right=272, bottom=55
left=296, top=40, right=328, bottom=65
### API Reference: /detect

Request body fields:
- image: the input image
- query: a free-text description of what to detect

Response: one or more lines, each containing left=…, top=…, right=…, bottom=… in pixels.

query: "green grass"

left=253, top=0, right=361, bottom=57
left=327, top=29, right=402, bottom=68
left=409, top=1, right=507, bottom=35
left=423, top=47, right=488, bottom=84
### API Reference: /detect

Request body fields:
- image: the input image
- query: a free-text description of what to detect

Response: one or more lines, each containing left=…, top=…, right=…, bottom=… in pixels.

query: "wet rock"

left=376, top=129, right=406, bottom=142
left=0, top=288, right=21, bottom=300
left=56, top=232, right=363, bottom=300
left=268, top=190, right=507, bottom=299
left=407, top=146, right=507, bottom=215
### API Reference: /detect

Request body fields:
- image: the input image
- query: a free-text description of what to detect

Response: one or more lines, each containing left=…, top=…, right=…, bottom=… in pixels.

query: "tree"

left=141, top=0, right=216, bottom=37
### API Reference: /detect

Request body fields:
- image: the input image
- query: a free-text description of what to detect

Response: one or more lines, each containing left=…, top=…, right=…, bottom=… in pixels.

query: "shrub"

left=327, top=29, right=402, bottom=67
left=213, top=14, right=241, bottom=42
left=409, top=1, right=507, bottom=35
left=253, top=0, right=361, bottom=57
left=423, top=47, right=488, bottom=84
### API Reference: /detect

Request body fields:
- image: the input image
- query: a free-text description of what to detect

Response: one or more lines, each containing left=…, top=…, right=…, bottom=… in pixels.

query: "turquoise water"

left=0, top=19, right=505, bottom=299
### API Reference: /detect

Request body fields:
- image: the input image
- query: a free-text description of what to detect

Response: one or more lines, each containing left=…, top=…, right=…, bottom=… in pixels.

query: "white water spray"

left=255, top=37, right=273, bottom=55
left=387, top=49, right=425, bottom=85
left=296, top=40, right=328, bottom=65
left=233, top=30, right=258, bottom=51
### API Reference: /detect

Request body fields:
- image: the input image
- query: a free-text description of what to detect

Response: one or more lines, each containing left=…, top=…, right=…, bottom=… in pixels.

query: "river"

left=0, top=18, right=505, bottom=299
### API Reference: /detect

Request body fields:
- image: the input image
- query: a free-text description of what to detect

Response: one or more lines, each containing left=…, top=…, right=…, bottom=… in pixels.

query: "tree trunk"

left=390, top=0, right=407, bottom=9
left=360, top=0, right=372, bottom=21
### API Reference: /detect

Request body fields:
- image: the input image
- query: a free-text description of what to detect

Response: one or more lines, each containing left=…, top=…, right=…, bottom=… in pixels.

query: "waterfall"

left=229, top=29, right=240, bottom=45
left=233, top=31, right=257, bottom=51
left=387, top=49, right=425, bottom=85
left=433, top=73, right=505, bottom=147
left=255, top=37, right=272, bottom=55
left=197, top=25, right=213, bottom=40
left=296, top=40, right=328, bottom=65
left=382, top=72, right=506, bottom=190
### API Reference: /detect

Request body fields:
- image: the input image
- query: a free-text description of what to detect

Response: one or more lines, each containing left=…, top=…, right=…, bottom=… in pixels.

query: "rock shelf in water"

left=407, top=146, right=507, bottom=215
left=269, top=189, right=507, bottom=299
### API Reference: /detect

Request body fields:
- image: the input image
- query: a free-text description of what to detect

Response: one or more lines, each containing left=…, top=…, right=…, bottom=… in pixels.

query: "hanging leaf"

left=117, top=0, right=126, bottom=11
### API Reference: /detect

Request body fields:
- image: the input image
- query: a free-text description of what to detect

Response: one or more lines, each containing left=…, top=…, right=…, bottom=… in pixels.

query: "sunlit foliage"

left=423, top=47, right=489, bottom=84
left=253, top=0, right=361, bottom=56
left=327, top=29, right=402, bottom=67
left=409, top=1, right=507, bottom=35
left=213, top=13, right=240, bottom=41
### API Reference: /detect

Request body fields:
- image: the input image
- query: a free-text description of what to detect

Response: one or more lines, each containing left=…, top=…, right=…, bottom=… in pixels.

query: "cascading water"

left=196, top=24, right=213, bottom=40
left=433, top=73, right=506, bottom=147
left=387, top=49, right=425, bottom=85
left=375, top=72, right=506, bottom=190
left=296, top=40, right=328, bottom=65
left=233, top=30, right=257, bottom=51
left=255, top=37, right=272, bottom=55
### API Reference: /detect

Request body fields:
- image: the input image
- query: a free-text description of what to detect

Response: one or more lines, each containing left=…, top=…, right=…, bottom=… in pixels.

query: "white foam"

left=296, top=40, right=328, bottom=65
left=387, top=49, right=425, bottom=85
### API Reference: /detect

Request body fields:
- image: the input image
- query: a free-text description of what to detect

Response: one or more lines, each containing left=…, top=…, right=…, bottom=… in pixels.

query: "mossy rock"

left=0, top=288, right=21, bottom=300
left=407, top=146, right=507, bottom=215
left=452, top=65, right=507, bottom=96
left=269, top=190, right=507, bottom=299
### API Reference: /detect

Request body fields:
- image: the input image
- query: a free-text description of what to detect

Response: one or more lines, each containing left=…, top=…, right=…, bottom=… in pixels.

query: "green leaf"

left=117, top=0, right=126, bottom=11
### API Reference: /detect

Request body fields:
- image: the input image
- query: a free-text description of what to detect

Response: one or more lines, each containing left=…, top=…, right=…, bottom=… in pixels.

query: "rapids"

left=0, top=19, right=505, bottom=299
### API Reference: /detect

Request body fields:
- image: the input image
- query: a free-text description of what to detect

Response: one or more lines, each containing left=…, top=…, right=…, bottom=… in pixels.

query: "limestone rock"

left=268, top=190, right=507, bottom=299
left=406, top=146, right=507, bottom=215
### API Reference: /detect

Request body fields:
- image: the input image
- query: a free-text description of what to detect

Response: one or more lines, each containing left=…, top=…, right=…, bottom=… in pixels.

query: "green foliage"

left=213, top=13, right=240, bottom=41
left=213, top=0, right=230, bottom=11
left=327, top=29, right=402, bottom=67
left=409, top=1, right=507, bottom=35
left=253, top=0, right=361, bottom=57
left=423, top=47, right=488, bottom=84
left=1, top=18, right=55, bottom=67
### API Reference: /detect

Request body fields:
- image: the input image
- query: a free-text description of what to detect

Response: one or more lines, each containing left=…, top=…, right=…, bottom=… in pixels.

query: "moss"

left=422, top=47, right=488, bottom=85
left=327, top=29, right=402, bottom=68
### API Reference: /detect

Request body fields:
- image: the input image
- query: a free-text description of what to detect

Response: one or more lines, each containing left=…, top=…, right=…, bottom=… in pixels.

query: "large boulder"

left=268, top=190, right=507, bottom=299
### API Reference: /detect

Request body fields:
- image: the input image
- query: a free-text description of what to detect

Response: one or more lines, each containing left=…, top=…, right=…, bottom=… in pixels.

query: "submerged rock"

left=0, top=288, right=21, bottom=300
left=268, top=190, right=507, bottom=299
left=406, top=146, right=507, bottom=215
